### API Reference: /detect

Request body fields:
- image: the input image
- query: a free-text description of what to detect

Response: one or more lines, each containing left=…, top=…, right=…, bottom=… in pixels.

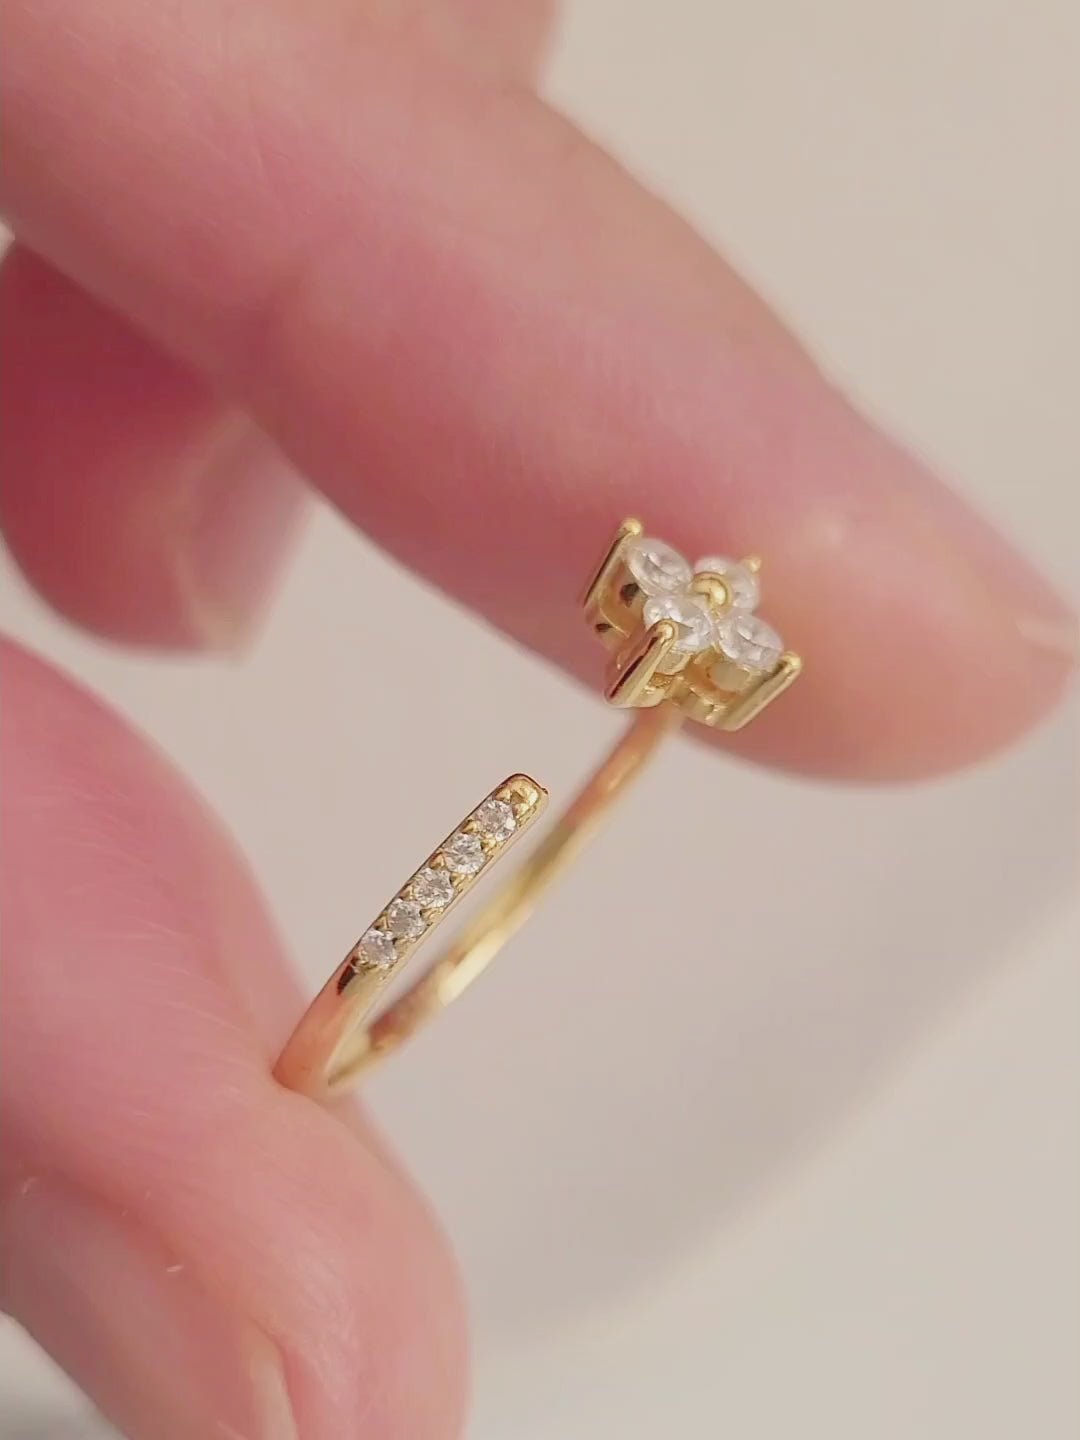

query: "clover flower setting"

left=624, top=536, right=784, bottom=674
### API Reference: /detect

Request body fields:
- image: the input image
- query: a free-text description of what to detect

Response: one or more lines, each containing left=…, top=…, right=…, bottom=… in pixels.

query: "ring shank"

left=273, top=705, right=681, bottom=1099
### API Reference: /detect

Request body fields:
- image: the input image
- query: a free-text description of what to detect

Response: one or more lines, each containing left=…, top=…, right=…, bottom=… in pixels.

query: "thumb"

left=0, top=640, right=466, bottom=1440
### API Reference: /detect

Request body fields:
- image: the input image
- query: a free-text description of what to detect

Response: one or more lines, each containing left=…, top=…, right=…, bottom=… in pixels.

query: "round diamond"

left=357, top=928, right=396, bottom=970
left=625, top=537, right=692, bottom=596
left=694, top=555, right=760, bottom=611
left=411, top=866, right=454, bottom=910
left=714, top=612, right=783, bottom=672
left=441, top=831, right=485, bottom=874
left=643, top=593, right=715, bottom=653
left=473, top=798, right=516, bottom=843
left=384, top=898, right=426, bottom=940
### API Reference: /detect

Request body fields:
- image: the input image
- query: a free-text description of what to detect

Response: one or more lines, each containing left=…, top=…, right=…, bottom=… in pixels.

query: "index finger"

left=1, top=0, right=1073, bottom=778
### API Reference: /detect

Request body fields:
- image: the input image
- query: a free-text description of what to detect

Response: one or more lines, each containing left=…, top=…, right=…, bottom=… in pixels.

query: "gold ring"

left=273, top=518, right=802, bottom=1099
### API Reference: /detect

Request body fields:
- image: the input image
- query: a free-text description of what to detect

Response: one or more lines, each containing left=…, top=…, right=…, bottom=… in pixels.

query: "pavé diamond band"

left=273, top=519, right=801, bottom=1099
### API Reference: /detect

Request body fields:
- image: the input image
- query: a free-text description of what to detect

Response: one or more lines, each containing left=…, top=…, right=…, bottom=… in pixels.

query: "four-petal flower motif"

left=625, top=537, right=784, bottom=674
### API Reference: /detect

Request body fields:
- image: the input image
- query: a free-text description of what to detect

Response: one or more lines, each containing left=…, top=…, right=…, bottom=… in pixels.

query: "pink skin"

left=0, top=641, right=466, bottom=1439
left=0, top=249, right=308, bottom=650
left=1, top=1, right=1075, bottom=779
left=0, top=0, right=1074, bottom=1437
left=0, top=0, right=554, bottom=653
left=1, top=0, right=1075, bottom=777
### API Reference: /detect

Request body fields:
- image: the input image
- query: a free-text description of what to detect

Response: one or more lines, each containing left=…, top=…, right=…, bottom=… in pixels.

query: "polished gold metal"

left=275, top=519, right=800, bottom=1097
left=584, top=519, right=802, bottom=730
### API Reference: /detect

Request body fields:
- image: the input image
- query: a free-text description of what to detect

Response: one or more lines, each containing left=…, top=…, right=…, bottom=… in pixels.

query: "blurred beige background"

left=3, top=0, right=1078, bottom=1436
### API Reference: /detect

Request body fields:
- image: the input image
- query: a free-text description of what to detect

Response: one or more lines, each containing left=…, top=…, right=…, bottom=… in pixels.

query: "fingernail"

left=1015, top=613, right=1080, bottom=663
left=893, top=440, right=1079, bottom=665
left=798, top=382, right=1077, bottom=653
left=175, top=416, right=306, bottom=653
left=2, top=1176, right=298, bottom=1440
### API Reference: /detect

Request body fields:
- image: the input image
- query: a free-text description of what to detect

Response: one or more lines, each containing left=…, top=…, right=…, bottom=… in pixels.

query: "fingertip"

left=570, top=363, right=1077, bottom=781
left=0, top=249, right=306, bottom=653
left=720, top=396, right=1078, bottom=779
left=1, top=1176, right=302, bottom=1440
left=168, top=411, right=309, bottom=654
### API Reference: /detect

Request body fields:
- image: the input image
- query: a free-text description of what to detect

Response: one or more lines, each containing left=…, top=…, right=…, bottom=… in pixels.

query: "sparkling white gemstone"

left=643, top=593, right=715, bottom=653
left=441, top=831, right=486, bottom=874
left=357, top=928, right=396, bottom=970
left=625, top=537, right=692, bottom=596
left=714, top=611, right=783, bottom=672
left=473, top=798, right=516, bottom=843
left=693, top=554, right=760, bottom=611
left=411, top=866, right=454, bottom=910
left=384, top=897, right=426, bottom=940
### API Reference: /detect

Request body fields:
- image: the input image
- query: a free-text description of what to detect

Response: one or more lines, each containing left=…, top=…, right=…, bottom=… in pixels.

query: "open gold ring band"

left=273, top=518, right=801, bottom=1101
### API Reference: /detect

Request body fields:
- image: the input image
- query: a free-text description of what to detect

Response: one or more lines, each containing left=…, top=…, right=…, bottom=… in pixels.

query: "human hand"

left=1, top=2, right=1074, bottom=1437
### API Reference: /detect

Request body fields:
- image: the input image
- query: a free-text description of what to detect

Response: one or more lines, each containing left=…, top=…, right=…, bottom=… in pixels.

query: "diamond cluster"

left=626, top=536, right=783, bottom=673
left=352, top=791, right=523, bottom=974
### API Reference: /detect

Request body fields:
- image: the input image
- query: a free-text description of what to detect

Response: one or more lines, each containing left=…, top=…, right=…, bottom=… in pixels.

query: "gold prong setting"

left=346, top=777, right=547, bottom=981
left=584, top=519, right=801, bottom=729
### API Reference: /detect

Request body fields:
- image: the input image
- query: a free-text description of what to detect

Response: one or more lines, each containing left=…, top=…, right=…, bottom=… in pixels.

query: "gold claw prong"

left=585, top=523, right=799, bottom=729
left=718, top=650, right=802, bottom=731
left=582, top=517, right=644, bottom=613
left=605, top=619, right=678, bottom=708
left=501, top=775, right=549, bottom=815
